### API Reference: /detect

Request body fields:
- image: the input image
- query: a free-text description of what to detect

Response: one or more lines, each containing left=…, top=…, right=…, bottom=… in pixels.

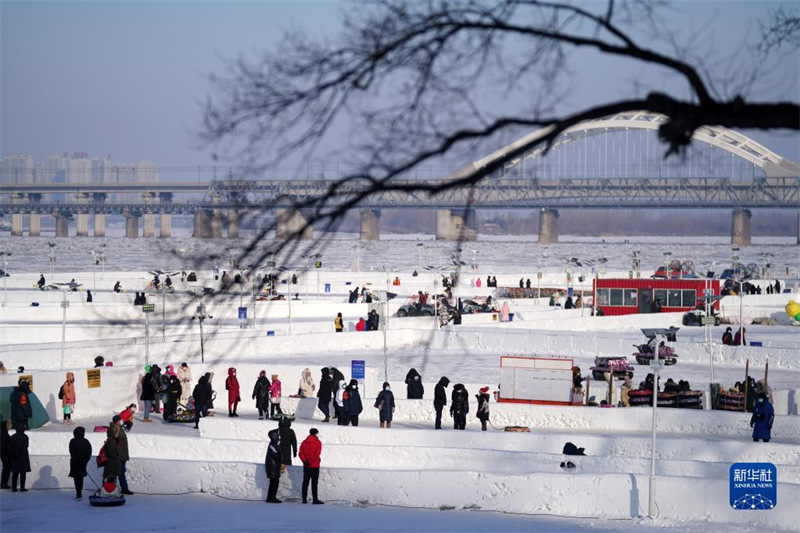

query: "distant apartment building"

left=0, top=154, right=35, bottom=184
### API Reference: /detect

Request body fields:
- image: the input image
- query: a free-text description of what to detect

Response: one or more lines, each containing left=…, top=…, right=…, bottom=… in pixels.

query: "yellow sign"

left=19, top=375, right=33, bottom=391
left=86, top=369, right=101, bottom=389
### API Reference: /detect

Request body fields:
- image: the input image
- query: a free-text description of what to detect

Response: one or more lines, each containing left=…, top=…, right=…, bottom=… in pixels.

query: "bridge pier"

left=276, top=209, right=313, bottom=239
left=227, top=209, right=239, bottom=239
left=29, top=214, right=41, bottom=237
left=193, top=209, right=213, bottom=238
left=159, top=193, right=172, bottom=238
left=124, top=213, right=139, bottom=238
left=11, top=194, right=24, bottom=236
left=731, top=208, right=751, bottom=246
left=359, top=209, right=380, bottom=240
left=92, top=194, right=106, bottom=237
left=538, top=208, right=559, bottom=244
left=54, top=214, right=69, bottom=238
left=435, top=209, right=476, bottom=241
left=142, top=193, right=156, bottom=238
left=75, top=193, right=90, bottom=237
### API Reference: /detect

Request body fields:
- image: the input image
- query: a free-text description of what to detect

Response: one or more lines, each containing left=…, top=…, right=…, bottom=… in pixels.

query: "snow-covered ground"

left=1, top=234, right=798, bottom=532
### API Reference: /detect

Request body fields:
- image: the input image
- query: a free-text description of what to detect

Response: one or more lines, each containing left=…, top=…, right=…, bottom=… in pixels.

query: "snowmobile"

left=633, top=328, right=679, bottom=365
left=590, top=356, right=634, bottom=381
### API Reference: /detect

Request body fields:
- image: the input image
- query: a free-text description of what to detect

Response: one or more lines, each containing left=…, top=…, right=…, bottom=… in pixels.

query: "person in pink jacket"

left=269, top=375, right=283, bottom=419
left=225, top=367, right=241, bottom=417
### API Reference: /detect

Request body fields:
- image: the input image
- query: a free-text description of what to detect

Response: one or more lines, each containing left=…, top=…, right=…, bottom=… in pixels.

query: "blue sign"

left=567, top=287, right=574, bottom=298
left=238, top=307, right=247, bottom=319
left=351, top=360, right=365, bottom=380
left=324, top=283, right=331, bottom=293
left=730, top=463, right=777, bottom=510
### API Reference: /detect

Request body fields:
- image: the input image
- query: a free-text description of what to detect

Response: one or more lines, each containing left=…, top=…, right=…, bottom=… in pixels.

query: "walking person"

left=450, top=383, right=469, bottom=430
left=405, top=368, right=424, bottom=399
left=9, top=425, right=31, bottom=492
left=298, top=368, right=315, bottom=398
left=192, top=374, right=212, bottom=429
left=68, top=426, right=92, bottom=500
left=265, top=429, right=282, bottom=503
left=433, top=376, right=450, bottom=430
left=278, top=417, right=297, bottom=473
left=299, top=428, right=324, bottom=504
left=343, top=379, right=363, bottom=426
left=476, top=387, right=490, bottom=431
left=269, top=375, right=283, bottom=419
left=226, top=367, right=241, bottom=417
left=334, top=312, right=344, bottom=332
left=316, top=368, right=332, bottom=422
left=59, top=372, right=76, bottom=425
left=375, top=382, right=396, bottom=429
left=252, top=371, right=271, bottom=420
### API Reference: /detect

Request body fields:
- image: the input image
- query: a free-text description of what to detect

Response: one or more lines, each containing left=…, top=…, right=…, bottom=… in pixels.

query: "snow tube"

left=0, top=386, right=50, bottom=429
left=626, top=390, right=678, bottom=407
left=716, top=392, right=745, bottom=411
left=89, top=494, right=126, bottom=507
left=167, top=411, right=196, bottom=423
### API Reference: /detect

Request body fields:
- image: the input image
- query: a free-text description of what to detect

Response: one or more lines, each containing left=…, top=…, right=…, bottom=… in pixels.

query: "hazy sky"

left=1, top=0, right=798, bottom=171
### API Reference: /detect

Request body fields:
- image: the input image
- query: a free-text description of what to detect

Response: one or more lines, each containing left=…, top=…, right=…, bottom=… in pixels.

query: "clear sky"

left=1, top=0, right=798, bottom=170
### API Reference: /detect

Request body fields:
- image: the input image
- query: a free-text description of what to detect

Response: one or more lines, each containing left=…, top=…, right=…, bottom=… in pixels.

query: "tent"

left=0, top=386, right=50, bottom=429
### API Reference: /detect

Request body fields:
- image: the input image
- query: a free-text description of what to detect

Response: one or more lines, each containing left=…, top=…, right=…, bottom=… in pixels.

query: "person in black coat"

left=8, top=425, right=30, bottom=492
left=68, top=426, right=92, bottom=499
left=164, top=375, right=183, bottom=421
left=405, top=368, right=424, bottom=399
left=140, top=370, right=156, bottom=422
left=278, top=417, right=297, bottom=469
left=316, top=368, right=332, bottom=422
left=375, top=382, right=396, bottom=428
left=192, top=375, right=212, bottom=429
left=1, top=420, right=10, bottom=489
left=433, top=377, right=450, bottom=430
left=253, top=371, right=272, bottom=420
left=343, top=379, right=363, bottom=427
left=10, top=379, right=33, bottom=430
left=86, top=290, right=93, bottom=303
left=450, top=384, right=469, bottom=430
left=475, top=387, right=490, bottom=431
left=564, top=296, right=574, bottom=309
left=265, top=429, right=282, bottom=503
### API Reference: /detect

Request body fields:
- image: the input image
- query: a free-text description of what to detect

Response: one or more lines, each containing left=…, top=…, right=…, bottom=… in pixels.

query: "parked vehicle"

left=633, top=328, right=679, bottom=365
left=397, top=296, right=435, bottom=317
left=461, top=297, right=499, bottom=314
left=682, top=309, right=720, bottom=326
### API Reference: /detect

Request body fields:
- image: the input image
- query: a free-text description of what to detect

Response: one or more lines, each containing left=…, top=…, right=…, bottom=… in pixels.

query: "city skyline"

left=1, top=1, right=798, bottom=172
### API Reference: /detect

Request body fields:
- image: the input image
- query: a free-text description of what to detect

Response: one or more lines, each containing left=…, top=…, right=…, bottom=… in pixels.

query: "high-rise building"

left=0, top=155, right=35, bottom=184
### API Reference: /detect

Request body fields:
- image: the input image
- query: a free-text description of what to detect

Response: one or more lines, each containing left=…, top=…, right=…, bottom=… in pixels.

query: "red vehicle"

left=592, top=278, right=720, bottom=316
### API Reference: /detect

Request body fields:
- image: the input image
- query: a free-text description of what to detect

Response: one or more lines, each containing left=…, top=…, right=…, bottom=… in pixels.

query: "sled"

left=503, top=426, right=530, bottom=432
left=167, top=411, right=195, bottom=423
left=89, top=493, right=126, bottom=507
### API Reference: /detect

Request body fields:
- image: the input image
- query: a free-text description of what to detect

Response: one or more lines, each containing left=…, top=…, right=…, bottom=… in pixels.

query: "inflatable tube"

left=167, top=411, right=196, bottom=423
left=89, top=495, right=126, bottom=507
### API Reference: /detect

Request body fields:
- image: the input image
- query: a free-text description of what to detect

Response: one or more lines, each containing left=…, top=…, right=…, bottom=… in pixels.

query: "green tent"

left=0, top=386, right=50, bottom=429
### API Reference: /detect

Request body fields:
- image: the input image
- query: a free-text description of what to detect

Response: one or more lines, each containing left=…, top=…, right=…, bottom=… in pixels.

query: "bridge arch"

left=472, top=111, right=800, bottom=179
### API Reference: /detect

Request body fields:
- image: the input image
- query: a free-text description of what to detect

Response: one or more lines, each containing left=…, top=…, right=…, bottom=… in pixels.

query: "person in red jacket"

left=226, top=367, right=241, bottom=417
left=119, top=404, right=136, bottom=431
left=298, top=428, right=324, bottom=505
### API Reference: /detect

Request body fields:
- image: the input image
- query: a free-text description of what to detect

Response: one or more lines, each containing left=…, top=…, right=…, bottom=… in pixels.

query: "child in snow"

left=100, top=475, right=121, bottom=498
left=59, top=372, right=76, bottom=425
left=119, top=404, right=136, bottom=432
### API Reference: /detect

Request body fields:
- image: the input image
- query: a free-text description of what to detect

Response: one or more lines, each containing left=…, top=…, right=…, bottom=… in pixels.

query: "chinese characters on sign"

left=730, top=463, right=777, bottom=510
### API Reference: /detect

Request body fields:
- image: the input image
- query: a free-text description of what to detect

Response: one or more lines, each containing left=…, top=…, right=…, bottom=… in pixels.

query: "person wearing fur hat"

left=476, top=387, right=491, bottom=431
left=252, top=371, right=271, bottom=420
left=450, top=384, right=469, bottom=430
left=226, top=367, right=241, bottom=417
left=298, top=368, right=315, bottom=398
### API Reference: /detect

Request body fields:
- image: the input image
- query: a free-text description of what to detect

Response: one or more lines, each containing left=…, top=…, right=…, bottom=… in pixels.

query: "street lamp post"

left=192, top=302, right=212, bottom=363
left=648, top=360, right=664, bottom=517
left=49, top=247, right=56, bottom=276
left=1, top=252, right=10, bottom=307
left=91, top=250, right=98, bottom=291
left=60, top=290, right=70, bottom=370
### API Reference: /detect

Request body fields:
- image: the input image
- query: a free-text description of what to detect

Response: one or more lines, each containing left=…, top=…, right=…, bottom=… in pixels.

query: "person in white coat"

left=299, top=368, right=315, bottom=398
left=177, top=363, right=192, bottom=407
left=335, top=381, right=347, bottom=425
